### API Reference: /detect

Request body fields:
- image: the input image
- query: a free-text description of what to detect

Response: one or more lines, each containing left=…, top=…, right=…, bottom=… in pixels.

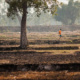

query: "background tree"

left=0, top=0, right=7, bottom=26
left=54, top=0, right=80, bottom=25
left=5, top=0, right=59, bottom=49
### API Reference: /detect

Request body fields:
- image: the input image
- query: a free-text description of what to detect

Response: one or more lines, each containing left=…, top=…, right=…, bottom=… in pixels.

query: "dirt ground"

left=0, top=32, right=80, bottom=80
left=0, top=71, right=80, bottom=80
left=0, top=43, right=80, bottom=65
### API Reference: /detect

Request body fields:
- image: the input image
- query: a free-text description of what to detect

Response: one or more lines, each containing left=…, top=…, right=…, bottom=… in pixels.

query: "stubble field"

left=0, top=31, right=80, bottom=80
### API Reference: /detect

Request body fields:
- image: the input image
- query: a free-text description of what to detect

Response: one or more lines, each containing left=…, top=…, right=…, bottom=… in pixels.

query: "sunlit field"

left=0, top=30, right=80, bottom=40
left=0, top=71, right=80, bottom=80
left=0, top=31, right=80, bottom=80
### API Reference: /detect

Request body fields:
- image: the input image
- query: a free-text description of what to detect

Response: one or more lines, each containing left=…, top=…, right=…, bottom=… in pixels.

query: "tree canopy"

left=6, top=0, right=59, bottom=49
left=54, top=0, right=80, bottom=25
left=6, top=0, right=58, bottom=18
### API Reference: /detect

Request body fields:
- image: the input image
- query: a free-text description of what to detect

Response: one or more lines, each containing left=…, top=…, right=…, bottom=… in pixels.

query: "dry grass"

left=0, top=31, right=80, bottom=79
left=0, top=44, right=80, bottom=64
left=0, top=31, right=80, bottom=64
left=0, top=30, right=80, bottom=40
left=0, top=71, right=80, bottom=80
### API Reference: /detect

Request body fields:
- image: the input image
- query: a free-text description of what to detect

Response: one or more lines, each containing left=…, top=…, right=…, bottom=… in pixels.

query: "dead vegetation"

left=0, top=71, right=80, bottom=80
left=0, top=31, right=80, bottom=79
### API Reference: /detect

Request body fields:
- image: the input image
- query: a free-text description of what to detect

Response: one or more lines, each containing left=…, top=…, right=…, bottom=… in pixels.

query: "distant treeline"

left=0, top=25, right=80, bottom=32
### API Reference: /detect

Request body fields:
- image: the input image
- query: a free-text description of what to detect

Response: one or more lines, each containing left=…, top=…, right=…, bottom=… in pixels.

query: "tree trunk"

left=20, top=2, right=28, bottom=49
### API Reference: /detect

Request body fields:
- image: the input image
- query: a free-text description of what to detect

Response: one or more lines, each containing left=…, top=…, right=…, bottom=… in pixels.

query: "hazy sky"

left=58, top=0, right=80, bottom=4
left=58, top=0, right=68, bottom=4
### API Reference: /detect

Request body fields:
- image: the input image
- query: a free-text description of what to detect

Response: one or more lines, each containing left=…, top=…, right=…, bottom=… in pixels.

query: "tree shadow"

left=31, top=46, right=79, bottom=50
left=0, top=46, right=20, bottom=51
left=0, top=46, right=52, bottom=54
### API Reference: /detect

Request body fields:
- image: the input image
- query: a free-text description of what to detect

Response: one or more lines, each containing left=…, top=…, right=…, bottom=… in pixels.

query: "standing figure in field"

left=59, top=29, right=62, bottom=40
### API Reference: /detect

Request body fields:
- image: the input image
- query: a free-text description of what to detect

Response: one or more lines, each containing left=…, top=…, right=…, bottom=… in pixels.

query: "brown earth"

left=0, top=44, right=80, bottom=65
left=0, top=71, right=80, bottom=80
left=0, top=32, right=80, bottom=80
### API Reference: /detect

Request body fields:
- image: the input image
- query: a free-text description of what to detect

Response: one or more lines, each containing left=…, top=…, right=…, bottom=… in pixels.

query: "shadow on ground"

left=0, top=46, right=79, bottom=51
left=0, top=39, right=80, bottom=45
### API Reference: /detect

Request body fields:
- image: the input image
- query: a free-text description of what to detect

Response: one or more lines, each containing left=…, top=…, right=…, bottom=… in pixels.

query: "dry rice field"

left=0, top=31, right=80, bottom=80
